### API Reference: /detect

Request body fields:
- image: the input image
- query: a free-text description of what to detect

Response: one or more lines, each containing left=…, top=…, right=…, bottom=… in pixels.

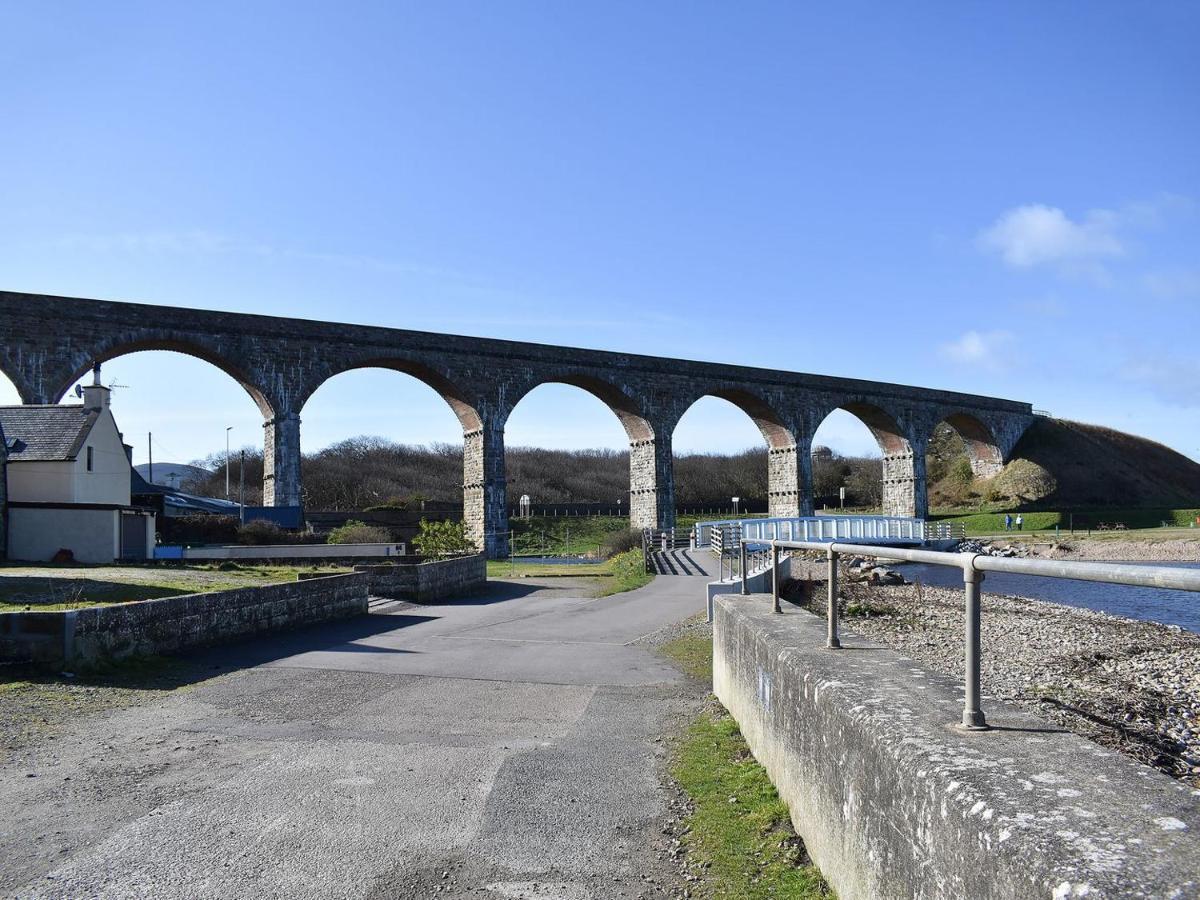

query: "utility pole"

left=239, top=449, right=246, bottom=524
left=225, top=426, right=233, bottom=499
left=148, top=432, right=153, bottom=484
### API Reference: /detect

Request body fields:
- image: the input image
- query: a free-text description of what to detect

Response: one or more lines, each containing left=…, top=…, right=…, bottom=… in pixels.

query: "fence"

left=641, top=527, right=691, bottom=573
left=738, top=538, right=1200, bottom=730
left=693, top=515, right=943, bottom=550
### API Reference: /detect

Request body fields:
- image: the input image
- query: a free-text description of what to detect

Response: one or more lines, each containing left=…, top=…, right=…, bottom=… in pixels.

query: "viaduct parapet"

left=0, top=292, right=1034, bottom=556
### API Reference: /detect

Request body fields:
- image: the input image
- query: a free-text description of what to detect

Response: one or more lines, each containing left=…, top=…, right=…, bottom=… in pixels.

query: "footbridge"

left=0, top=291, right=1033, bottom=556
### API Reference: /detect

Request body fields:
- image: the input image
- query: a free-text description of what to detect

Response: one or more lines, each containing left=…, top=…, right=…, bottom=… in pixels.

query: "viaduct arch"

left=0, top=292, right=1034, bottom=556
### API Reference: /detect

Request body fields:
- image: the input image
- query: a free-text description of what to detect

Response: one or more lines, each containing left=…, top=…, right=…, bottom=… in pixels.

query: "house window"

left=86, top=446, right=94, bottom=472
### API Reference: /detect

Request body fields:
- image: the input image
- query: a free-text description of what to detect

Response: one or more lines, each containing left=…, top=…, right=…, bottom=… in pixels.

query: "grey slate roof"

left=0, top=405, right=99, bottom=461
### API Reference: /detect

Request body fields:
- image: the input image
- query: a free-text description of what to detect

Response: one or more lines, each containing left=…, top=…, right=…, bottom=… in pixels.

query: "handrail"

left=694, top=515, right=947, bottom=550
left=739, top=538, right=1200, bottom=731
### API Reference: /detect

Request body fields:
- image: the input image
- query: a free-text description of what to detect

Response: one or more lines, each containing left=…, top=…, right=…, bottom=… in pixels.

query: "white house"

left=0, top=374, right=155, bottom=563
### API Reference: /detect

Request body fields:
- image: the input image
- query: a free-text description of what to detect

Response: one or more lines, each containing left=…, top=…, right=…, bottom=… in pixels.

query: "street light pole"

left=225, top=426, right=233, bottom=499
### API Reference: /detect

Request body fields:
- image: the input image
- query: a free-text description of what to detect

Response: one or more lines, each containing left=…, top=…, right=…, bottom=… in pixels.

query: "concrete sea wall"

left=712, top=594, right=1200, bottom=899
left=0, top=573, right=368, bottom=667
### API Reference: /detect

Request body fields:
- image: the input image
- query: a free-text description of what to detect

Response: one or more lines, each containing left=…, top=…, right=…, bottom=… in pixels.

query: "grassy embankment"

left=930, top=507, right=1200, bottom=537
left=661, top=626, right=830, bottom=899
left=0, top=564, right=345, bottom=613
left=508, top=512, right=769, bottom=558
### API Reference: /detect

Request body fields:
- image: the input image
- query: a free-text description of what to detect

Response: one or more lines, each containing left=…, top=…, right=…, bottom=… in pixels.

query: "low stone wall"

left=713, top=594, right=1200, bottom=899
left=354, top=553, right=486, bottom=603
left=0, top=573, right=368, bottom=668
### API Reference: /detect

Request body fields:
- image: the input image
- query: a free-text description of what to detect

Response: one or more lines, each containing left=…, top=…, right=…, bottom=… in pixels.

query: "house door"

left=120, top=513, right=148, bottom=561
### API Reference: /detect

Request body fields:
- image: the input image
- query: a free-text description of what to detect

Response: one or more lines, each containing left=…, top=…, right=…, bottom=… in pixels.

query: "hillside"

left=175, top=419, right=1199, bottom=514
left=963, top=418, right=1200, bottom=510
left=133, top=462, right=212, bottom=488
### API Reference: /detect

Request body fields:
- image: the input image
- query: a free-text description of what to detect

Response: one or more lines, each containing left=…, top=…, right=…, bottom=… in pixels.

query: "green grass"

left=509, top=512, right=773, bottom=558
left=673, top=710, right=830, bottom=899
left=487, top=549, right=653, bottom=596
left=486, top=560, right=611, bottom=578
left=659, top=626, right=713, bottom=680
left=597, top=549, right=653, bottom=596
left=929, top=507, right=1200, bottom=536
left=510, top=515, right=632, bottom=556
left=660, top=626, right=830, bottom=898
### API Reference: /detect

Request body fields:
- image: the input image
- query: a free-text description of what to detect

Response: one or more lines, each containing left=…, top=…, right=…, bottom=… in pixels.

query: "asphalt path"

left=2, top=552, right=713, bottom=899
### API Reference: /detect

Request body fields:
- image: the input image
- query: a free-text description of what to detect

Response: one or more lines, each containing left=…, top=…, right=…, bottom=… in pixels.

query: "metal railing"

left=642, top=527, right=691, bottom=572
left=738, top=538, right=1200, bottom=731
left=924, top=521, right=967, bottom=541
left=694, top=515, right=932, bottom=550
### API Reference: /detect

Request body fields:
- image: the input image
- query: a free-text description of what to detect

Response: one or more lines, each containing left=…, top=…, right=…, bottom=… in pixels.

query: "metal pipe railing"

left=740, top=538, right=1200, bottom=731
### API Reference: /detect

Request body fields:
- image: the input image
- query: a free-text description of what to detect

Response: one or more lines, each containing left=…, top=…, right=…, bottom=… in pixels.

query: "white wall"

left=6, top=461, right=77, bottom=503
left=7, top=507, right=120, bottom=563
left=6, top=409, right=131, bottom=506
left=73, top=410, right=131, bottom=505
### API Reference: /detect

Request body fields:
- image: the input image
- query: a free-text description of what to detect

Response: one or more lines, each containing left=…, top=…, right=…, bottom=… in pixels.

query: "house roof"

left=0, top=405, right=101, bottom=462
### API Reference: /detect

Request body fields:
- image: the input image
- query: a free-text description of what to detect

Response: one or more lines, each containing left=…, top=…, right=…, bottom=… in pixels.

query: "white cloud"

left=978, top=204, right=1123, bottom=268
left=939, top=330, right=1013, bottom=369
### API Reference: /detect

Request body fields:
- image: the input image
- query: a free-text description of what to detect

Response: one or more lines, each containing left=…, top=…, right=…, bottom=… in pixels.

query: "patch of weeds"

left=672, top=707, right=831, bottom=899
left=598, top=549, right=654, bottom=596
left=660, top=629, right=714, bottom=681
left=844, top=600, right=901, bottom=618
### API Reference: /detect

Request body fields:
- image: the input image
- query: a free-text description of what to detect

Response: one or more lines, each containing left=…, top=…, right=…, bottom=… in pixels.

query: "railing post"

left=827, top=548, right=841, bottom=649
left=771, top=542, right=781, bottom=613
left=960, top=564, right=989, bottom=730
left=740, top=541, right=749, bottom=595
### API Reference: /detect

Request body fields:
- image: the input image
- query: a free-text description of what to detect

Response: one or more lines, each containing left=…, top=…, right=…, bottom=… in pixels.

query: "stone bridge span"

left=0, top=291, right=1033, bottom=555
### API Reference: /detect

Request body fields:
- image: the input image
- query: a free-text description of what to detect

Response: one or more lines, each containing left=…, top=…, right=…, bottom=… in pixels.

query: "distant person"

left=1004, top=514, right=1013, bottom=532
left=1015, top=514, right=1024, bottom=531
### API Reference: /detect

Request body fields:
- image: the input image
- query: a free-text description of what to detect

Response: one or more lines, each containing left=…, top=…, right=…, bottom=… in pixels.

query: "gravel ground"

left=1036, top=537, right=1200, bottom=562
left=791, top=574, right=1200, bottom=786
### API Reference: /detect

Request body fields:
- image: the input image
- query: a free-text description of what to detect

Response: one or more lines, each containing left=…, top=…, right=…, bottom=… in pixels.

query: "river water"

left=894, top=561, right=1200, bottom=633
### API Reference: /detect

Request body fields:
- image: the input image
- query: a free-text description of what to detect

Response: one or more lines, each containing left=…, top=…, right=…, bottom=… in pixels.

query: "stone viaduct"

left=0, top=292, right=1034, bottom=556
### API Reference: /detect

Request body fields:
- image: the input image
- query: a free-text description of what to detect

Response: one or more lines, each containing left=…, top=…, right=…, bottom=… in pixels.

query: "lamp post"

left=225, top=426, right=233, bottom=499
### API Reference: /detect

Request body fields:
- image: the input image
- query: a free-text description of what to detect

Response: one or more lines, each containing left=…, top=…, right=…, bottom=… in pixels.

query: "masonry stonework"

left=353, top=553, right=486, bottom=603
left=0, top=292, right=1035, bottom=556
left=0, top=574, right=368, bottom=667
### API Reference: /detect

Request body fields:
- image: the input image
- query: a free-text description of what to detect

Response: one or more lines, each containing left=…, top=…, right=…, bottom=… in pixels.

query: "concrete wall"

left=7, top=507, right=121, bottom=563
left=354, top=553, right=486, bottom=603
left=6, top=506, right=153, bottom=563
left=0, top=573, right=368, bottom=667
left=712, top=595, right=1200, bottom=899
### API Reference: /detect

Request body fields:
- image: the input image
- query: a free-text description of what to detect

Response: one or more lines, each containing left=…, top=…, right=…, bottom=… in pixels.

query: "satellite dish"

left=74, top=385, right=84, bottom=398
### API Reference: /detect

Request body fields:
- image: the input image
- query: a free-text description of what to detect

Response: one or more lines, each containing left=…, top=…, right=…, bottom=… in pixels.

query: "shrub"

left=601, top=528, right=643, bottom=558
left=412, top=518, right=476, bottom=557
left=236, top=520, right=287, bottom=545
left=327, top=520, right=393, bottom=544
left=160, top=514, right=241, bottom=545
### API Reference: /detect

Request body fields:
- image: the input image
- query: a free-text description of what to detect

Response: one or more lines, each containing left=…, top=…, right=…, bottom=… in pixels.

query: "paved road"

left=2, top=555, right=713, bottom=899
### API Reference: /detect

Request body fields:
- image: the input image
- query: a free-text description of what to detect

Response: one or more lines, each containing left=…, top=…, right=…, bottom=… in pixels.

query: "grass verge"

left=660, top=627, right=831, bottom=899
left=485, top=560, right=611, bottom=579
left=597, top=549, right=653, bottom=596
left=487, top=549, right=653, bottom=597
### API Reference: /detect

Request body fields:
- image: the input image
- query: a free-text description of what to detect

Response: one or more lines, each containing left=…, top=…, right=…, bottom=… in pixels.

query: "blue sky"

left=2, top=2, right=1197, bottom=466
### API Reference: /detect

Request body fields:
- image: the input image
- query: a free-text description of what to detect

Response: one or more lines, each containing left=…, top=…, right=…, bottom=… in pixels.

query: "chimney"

left=82, top=362, right=111, bottom=412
